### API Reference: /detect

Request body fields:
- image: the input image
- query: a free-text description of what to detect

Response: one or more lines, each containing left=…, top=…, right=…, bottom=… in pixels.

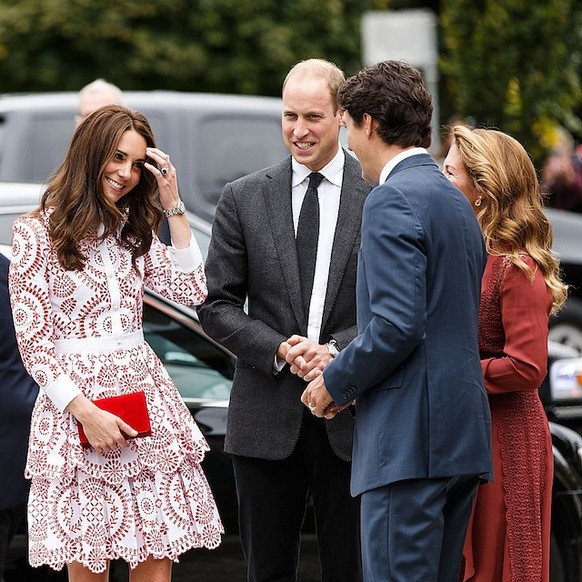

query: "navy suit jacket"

left=0, top=253, right=38, bottom=509
left=324, top=154, right=492, bottom=497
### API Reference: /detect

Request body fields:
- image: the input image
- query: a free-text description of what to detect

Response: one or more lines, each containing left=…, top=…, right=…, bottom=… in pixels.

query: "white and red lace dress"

left=8, top=212, right=223, bottom=573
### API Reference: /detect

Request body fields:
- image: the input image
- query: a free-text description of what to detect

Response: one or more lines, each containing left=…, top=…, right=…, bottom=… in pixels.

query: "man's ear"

left=363, top=113, right=376, bottom=137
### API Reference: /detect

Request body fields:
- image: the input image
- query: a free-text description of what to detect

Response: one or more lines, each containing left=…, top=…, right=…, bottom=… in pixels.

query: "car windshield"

left=143, top=301, right=234, bottom=402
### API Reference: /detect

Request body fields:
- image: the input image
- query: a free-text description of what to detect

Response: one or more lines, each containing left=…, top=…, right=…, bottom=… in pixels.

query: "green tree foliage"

left=0, top=0, right=382, bottom=96
left=440, top=0, right=582, bottom=163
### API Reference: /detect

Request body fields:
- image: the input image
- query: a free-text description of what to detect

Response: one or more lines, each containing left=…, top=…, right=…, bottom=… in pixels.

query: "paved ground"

left=172, top=535, right=320, bottom=582
left=5, top=534, right=321, bottom=582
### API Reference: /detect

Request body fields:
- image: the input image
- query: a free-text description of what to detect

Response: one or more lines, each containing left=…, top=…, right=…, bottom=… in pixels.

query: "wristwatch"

left=326, top=339, right=340, bottom=358
left=163, top=199, right=186, bottom=218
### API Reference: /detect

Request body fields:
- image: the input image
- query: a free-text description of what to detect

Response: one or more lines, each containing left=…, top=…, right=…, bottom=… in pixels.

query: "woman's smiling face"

left=102, top=129, right=147, bottom=204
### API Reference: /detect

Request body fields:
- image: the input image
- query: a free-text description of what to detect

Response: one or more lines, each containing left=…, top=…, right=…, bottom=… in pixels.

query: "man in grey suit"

left=197, top=59, right=370, bottom=581
left=302, top=60, right=492, bottom=581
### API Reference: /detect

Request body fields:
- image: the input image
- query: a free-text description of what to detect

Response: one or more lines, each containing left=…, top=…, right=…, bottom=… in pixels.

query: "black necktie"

left=296, top=172, right=323, bottom=315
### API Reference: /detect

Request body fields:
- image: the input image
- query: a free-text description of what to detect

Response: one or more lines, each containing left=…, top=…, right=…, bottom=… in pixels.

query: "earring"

left=474, top=196, right=483, bottom=207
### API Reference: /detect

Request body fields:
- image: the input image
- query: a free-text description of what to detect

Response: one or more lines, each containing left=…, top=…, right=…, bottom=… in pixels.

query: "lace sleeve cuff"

left=43, top=375, right=82, bottom=414
left=168, top=240, right=203, bottom=273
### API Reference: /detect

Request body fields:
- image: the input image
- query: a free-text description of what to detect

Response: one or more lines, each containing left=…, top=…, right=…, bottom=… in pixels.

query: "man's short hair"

left=338, top=60, right=433, bottom=149
left=78, top=78, right=123, bottom=102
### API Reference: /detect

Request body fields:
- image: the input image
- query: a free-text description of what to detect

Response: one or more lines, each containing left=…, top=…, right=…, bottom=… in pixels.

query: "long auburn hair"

left=450, top=125, right=567, bottom=313
left=38, top=104, right=162, bottom=270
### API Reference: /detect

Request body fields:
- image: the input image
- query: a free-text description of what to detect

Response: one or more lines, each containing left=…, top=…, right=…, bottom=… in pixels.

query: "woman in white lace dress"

left=8, top=104, right=223, bottom=581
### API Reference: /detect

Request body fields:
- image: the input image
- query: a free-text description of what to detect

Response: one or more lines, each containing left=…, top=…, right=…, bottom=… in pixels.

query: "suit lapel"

left=262, top=158, right=306, bottom=331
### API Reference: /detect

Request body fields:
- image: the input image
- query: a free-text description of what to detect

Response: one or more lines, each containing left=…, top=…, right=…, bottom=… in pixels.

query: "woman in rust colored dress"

left=443, top=126, right=567, bottom=581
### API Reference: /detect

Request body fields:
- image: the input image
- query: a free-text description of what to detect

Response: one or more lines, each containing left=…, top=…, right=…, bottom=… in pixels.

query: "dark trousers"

left=360, top=475, right=479, bottom=582
left=232, top=409, right=361, bottom=582
left=0, top=503, right=26, bottom=581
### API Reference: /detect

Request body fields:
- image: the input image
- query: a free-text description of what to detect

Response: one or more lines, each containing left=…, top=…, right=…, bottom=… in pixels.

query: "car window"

left=189, top=222, right=210, bottom=260
left=29, top=116, right=75, bottom=182
left=0, top=112, right=73, bottom=183
left=0, top=211, right=21, bottom=245
left=143, top=301, right=234, bottom=401
left=197, top=118, right=286, bottom=206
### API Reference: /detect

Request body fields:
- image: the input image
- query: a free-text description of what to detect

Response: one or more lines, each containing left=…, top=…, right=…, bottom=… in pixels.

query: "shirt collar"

left=292, top=147, right=345, bottom=188
left=379, top=147, right=428, bottom=184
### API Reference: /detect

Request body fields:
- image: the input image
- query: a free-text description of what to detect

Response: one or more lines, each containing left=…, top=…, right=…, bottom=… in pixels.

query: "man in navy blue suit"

left=302, top=61, right=492, bottom=581
left=0, top=253, right=38, bottom=580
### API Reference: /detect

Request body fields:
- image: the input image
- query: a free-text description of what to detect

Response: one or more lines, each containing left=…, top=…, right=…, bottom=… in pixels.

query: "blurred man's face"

left=76, top=91, right=120, bottom=127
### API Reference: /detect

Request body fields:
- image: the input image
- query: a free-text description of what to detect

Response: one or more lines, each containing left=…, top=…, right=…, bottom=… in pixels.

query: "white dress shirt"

left=292, top=148, right=344, bottom=342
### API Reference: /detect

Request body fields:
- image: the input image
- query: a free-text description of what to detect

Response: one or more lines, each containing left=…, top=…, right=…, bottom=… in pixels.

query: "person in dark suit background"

left=302, top=60, right=492, bottom=581
left=0, top=252, right=38, bottom=581
left=197, top=58, right=371, bottom=581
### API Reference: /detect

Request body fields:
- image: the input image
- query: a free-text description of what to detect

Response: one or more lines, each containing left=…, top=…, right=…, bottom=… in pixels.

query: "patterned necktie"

left=296, top=172, right=323, bottom=315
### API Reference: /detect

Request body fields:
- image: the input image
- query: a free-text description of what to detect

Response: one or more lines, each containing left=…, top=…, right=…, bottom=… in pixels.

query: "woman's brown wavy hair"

left=450, top=125, right=567, bottom=314
left=38, top=104, right=162, bottom=270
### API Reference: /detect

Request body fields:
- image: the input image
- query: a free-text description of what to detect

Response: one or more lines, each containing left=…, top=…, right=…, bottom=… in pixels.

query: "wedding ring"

left=308, top=403, right=316, bottom=410
left=161, top=167, right=169, bottom=176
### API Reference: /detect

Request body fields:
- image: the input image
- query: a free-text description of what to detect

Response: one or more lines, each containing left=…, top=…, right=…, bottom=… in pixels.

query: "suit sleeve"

left=324, top=185, right=426, bottom=401
left=197, top=183, right=287, bottom=376
left=482, top=259, right=551, bottom=394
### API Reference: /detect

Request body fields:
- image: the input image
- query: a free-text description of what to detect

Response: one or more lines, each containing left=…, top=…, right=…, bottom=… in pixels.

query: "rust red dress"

left=461, top=254, right=553, bottom=581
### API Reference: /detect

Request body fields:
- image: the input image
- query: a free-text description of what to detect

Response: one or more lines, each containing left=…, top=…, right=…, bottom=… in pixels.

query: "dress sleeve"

left=482, top=257, right=552, bottom=394
left=143, top=232, right=207, bottom=306
left=8, top=217, right=81, bottom=413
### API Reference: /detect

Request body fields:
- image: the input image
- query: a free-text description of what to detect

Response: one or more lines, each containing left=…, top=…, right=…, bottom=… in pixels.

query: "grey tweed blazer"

left=197, top=152, right=371, bottom=461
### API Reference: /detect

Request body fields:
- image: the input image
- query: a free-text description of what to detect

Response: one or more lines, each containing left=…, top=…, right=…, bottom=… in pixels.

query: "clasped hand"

left=278, top=335, right=345, bottom=420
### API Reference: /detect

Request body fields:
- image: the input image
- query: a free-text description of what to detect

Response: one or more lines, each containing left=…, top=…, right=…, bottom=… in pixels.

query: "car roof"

left=0, top=181, right=43, bottom=206
left=0, top=90, right=283, bottom=114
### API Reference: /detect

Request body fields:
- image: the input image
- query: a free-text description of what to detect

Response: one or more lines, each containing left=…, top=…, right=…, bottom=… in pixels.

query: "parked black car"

left=543, top=341, right=582, bottom=435
left=551, top=421, right=582, bottom=581
left=547, top=208, right=582, bottom=353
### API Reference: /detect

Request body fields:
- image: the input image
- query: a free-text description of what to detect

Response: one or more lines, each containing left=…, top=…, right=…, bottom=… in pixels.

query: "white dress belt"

left=54, top=330, right=145, bottom=355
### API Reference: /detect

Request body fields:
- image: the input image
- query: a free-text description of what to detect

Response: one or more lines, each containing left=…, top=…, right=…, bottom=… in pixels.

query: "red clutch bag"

left=78, top=391, right=152, bottom=447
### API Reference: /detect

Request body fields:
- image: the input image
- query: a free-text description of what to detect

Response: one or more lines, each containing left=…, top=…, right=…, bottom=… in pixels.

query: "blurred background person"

left=444, top=125, right=568, bottom=581
left=75, top=78, right=123, bottom=127
left=541, top=126, right=582, bottom=212
left=0, top=252, right=39, bottom=582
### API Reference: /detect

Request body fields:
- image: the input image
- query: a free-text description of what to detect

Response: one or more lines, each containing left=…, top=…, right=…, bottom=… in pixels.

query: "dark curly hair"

left=338, top=60, right=433, bottom=149
left=39, top=104, right=162, bottom=270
